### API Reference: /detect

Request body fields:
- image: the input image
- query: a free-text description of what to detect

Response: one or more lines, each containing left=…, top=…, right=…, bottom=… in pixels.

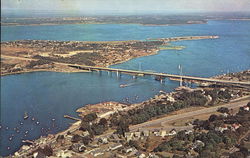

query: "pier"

left=64, top=115, right=81, bottom=121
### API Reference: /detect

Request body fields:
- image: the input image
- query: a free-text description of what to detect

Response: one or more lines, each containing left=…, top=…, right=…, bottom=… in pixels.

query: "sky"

left=2, top=0, right=250, bottom=14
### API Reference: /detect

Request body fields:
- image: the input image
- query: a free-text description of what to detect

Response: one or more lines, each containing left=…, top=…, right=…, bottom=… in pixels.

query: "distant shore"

left=2, top=18, right=250, bottom=27
left=1, top=35, right=218, bottom=77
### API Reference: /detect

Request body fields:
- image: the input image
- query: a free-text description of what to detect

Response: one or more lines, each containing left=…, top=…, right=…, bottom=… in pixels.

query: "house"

left=135, top=152, right=146, bottom=158
left=243, top=106, right=249, bottom=111
left=82, top=131, right=90, bottom=137
left=111, top=134, right=120, bottom=140
left=70, top=143, right=86, bottom=152
left=191, top=140, right=205, bottom=150
left=125, top=132, right=134, bottom=141
left=222, top=113, right=229, bottom=118
left=167, top=129, right=177, bottom=136
left=134, top=131, right=141, bottom=139
left=91, top=149, right=104, bottom=157
left=109, top=143, right=123, bottom=151
left=185, top=130, right=193, bottom=135
left=127, top=149, right=138, bottom=157
left=123, top=147, right=134, bottom=153
left=55, top=150, right=73, bottom=158
left=215, top=125, right=228, bottom=133
left=166, top=96, right=175, bottom=102
left=152, top=129, right=160, bottom=136
left=98, top=137, right=108, bottom=144
left=142, top=130, right=150, bottom=137
left=148, top=153, right=160, bottom=158
left=159, top=130, right=167, bottom=137
left=231, top=123, right=241, bottom=131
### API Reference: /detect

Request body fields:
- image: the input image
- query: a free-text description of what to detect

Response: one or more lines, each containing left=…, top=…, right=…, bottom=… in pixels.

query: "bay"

left=1, top=20, right=250, bottom=156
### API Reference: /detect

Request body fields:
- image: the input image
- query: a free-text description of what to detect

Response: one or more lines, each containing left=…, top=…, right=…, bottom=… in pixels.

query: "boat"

left=119, top=84, right=128, bottom=88
left=23, top=112, right=29, bottom=120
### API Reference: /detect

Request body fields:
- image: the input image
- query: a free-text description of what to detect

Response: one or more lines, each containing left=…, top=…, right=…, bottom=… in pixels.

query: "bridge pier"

left=155, top=76, right=165, bottom=84
left=116, top=70, right=120, bottom=78
left=97, top=70, right=102, bottom=75
left=160, top=78, right=165, bottom=84
left=67, top=65, right=250, bottom=87
left=107, top=71, right=111, bottom=76
left=133, top=75, right=137, bottom=79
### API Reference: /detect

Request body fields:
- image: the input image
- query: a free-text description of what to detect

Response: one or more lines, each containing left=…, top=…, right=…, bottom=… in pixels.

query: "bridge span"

left=68, top=64, right=250, bottom=87
left=2, top=55, right=249, bottom=87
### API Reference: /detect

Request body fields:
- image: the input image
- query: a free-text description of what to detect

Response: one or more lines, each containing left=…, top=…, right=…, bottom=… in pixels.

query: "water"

left=1, top=20, right=250, bottom=156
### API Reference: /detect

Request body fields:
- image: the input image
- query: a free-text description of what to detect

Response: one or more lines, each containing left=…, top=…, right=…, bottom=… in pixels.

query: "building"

left=91, top=149, right=104, bottom=157
left=159, top=130, right=167, bottom=137
left=215, top=125, right=228, bottom=133
left=109, top=143, right=123, bottom=151
left=142, top=130, right=150, bottom=137
left=125, top=132, right=134, bottom=141
left=167, top=129, right=177, bottom=136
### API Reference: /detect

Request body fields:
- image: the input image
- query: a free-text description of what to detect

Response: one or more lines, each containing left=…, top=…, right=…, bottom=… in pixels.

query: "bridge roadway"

left=69, top=64, right=250, bottom=86
left=2, top=55, right=249, bottom=86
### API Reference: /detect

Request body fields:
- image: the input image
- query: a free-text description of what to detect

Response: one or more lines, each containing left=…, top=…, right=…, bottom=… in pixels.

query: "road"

left=130, top=96, right=250, bottom=131
left=2, top=54, right=250, bottom=86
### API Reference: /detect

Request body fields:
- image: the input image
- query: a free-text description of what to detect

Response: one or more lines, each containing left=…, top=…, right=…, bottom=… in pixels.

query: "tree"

left=176, top=130, right=186, bottom=141
left=129, top=140, right=141, bottom=150
left=36, top=145, right=53, bottom=157
left=229, top=152, right=245, bottom=158
left=99, top=118, right=108, bottom=126
left=92, top=124, right=105, bottom=135
left=247, top=102, right=250, bottom=107
left=71, top=134, right=82, bottom=143
left=79, top=121, right=91, bottom=131
left=81, top=136, right=91, bottom=145
left=173, top=155, right=182, bottom=158
left=83, top=113, right=97, bottom=122
left=217, top=107, right=229, bottom=114
left=116, top=119, right=129, bottom=136
left=209, top=114, right=219, bottom=122
left=199, top=150, right=217, bottom=158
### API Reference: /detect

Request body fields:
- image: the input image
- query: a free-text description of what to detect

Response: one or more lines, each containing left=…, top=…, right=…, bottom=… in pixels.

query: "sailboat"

left=24, top=112, right=29, bottom=120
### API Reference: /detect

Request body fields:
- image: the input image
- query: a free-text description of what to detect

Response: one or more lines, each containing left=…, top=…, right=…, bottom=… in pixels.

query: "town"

left=12, top=71, right=250, bottom=157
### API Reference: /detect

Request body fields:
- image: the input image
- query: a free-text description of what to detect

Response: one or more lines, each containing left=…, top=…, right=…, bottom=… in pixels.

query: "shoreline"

left=12, top=79, right=250, bottom=157
left=6, top=69, right=250, bottom=157
left=0, top=49, right=159, bottom=77
left=2, top=18, right=250, bottom=27
left=1, top=35, right=219, bottom=77
left=1, top=21, right=207, bottom=27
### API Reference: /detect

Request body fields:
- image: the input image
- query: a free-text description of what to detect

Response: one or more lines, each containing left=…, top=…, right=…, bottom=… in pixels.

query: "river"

left=1, top=20, right=250, bottom=156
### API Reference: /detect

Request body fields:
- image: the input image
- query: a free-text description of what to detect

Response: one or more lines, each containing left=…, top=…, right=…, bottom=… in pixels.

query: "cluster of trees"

left=26, top=59, right=53, bottom=69
left=79, top=113, right=108, bottom=136
left=154, top=102, right=250, bottom=158
left=205, top=89, right=232, bottom=105
left=109, top=90, right=208, bottom=135
left=34, top=53, right=100, bottom=66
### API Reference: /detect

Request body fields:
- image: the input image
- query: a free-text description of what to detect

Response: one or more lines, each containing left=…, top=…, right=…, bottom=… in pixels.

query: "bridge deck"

left=69, top=64, right=250, bottom=86
left=1, top=55, right=249, bottom=86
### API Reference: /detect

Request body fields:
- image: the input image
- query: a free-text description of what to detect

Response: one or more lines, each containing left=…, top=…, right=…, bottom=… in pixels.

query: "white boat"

left=24, top=112, right=29, bottom=120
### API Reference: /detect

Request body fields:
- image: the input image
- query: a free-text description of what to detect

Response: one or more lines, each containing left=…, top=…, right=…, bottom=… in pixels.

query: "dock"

left=64, top=115, right=81, bottom=121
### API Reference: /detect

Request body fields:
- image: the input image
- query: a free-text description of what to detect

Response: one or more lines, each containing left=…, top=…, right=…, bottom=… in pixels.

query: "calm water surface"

left=1, top=20, right=250, bottom=156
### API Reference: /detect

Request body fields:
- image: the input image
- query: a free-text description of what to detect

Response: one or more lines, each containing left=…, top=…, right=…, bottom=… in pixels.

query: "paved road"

left=130, top=96, right=250, bottom=131
left=2, top=55, right=250, bottom=86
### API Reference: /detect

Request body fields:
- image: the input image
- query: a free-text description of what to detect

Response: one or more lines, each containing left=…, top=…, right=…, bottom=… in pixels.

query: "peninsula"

left=1, top=36, right=218, bottom=76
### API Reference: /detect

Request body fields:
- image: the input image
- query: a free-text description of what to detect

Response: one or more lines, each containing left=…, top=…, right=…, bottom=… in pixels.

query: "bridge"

left=68, top=64, right=250, bottom=87
left=2, top=55, right=249, bottom=87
